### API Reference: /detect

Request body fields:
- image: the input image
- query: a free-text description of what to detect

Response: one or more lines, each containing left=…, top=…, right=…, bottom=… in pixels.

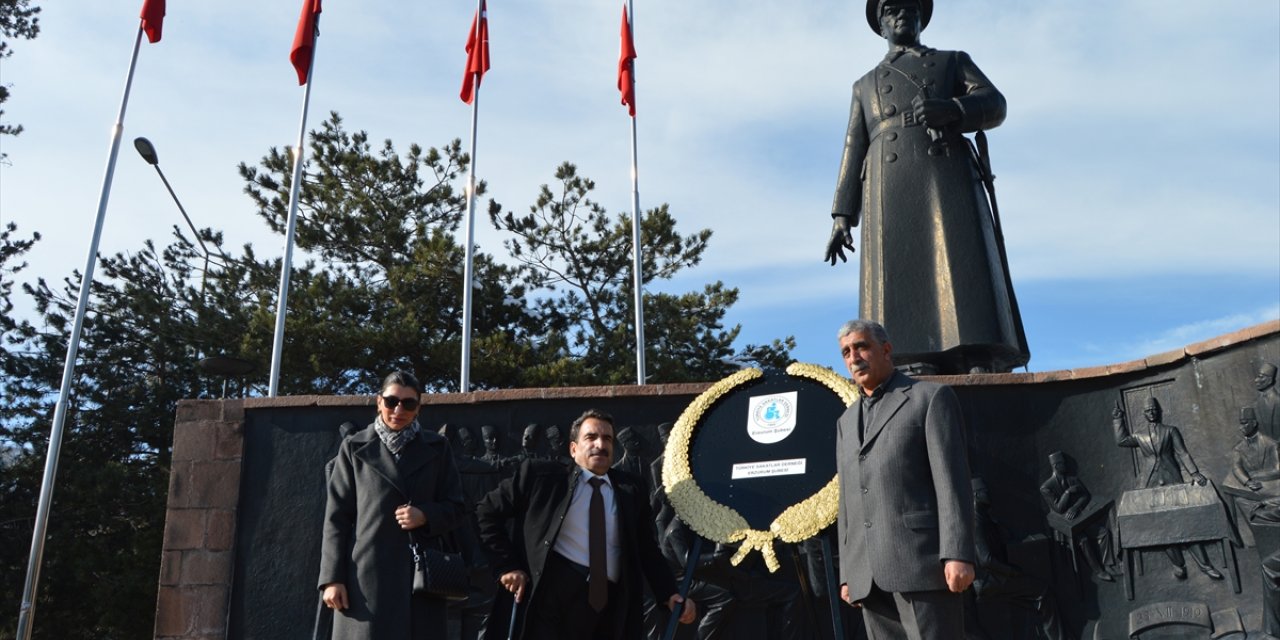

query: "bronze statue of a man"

left=825, top=0, right=1029, bottom=374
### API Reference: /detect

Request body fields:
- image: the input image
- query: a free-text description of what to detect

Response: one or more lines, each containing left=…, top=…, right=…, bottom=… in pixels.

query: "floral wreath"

left=661, top=363, right=859, bottom=572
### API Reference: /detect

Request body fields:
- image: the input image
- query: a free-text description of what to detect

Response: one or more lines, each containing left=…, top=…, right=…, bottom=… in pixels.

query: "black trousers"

left=860, top=581, right=964, bottom=640
left=525, top=553, right=623, bottom=640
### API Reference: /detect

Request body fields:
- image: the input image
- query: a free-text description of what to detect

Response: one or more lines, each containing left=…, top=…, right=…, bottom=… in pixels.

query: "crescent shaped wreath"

left=661, top=362, right=859, bottom=572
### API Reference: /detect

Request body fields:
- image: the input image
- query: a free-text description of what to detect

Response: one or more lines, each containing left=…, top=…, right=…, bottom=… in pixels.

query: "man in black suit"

left=476, top=409, right=696, bottom=640
left=835, top=319, right=975, bottom=639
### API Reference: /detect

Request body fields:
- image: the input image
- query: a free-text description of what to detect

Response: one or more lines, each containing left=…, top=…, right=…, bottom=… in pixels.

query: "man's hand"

left=499, top=570, right=529, bottom=603
left=1190, top=472, right=1207, bottom=486
left=840, top=583, right=861, bottom=607
left=666, top=594, right=697, bottom=624
left=321, top=583, right=348, bottom=611
left=1065, top=507, right=1080, bottom=520
left=944, top=560, right=975, bottom=593
left=826, top=215, right=855, bottom=265
left=912, top=95, right=961, bottom=129
left=1249, top=479, right=1264, bottom=491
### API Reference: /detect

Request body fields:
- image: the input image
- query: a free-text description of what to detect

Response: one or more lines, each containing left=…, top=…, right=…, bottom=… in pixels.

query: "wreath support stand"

left=660, top=537, right=703, bottom=640
left=820, top=535, right=843, bottom=635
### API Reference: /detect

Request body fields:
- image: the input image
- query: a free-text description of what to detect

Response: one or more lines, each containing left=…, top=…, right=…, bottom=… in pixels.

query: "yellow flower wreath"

left=661, top=363, right=859, bottom=572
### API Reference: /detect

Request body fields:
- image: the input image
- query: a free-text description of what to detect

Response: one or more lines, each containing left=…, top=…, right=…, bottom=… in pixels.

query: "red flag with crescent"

left=461, top=1, right=490, bottom=104
left=290, top=0, right=323, bottom=85
left=618, top=4, right=637, bottom=116
left=140, top=0, right=165, bottom=44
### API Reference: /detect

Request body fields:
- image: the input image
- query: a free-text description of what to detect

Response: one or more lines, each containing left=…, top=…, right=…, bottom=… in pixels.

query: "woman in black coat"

left=319, top=371, right=467, bottom=639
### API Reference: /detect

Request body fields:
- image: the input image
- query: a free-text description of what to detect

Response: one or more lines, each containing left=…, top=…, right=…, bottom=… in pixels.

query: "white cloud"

left=1125, top=304, right=1280, bottom=360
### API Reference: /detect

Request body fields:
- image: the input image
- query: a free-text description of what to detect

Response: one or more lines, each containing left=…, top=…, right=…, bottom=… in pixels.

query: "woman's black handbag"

left=410, top=536, right=468, bottom=602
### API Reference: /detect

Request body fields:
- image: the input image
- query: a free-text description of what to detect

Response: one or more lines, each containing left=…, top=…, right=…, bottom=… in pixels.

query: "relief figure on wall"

left=1114, top=398, right=1223, bottom=580
left=1039, top=451, right=1118, bottom=582
left=1228, top=407, right=1280, bottom=498
left=971, top=478, right=1072, bottom=640
left=1257, top=363, right=1280, bottom=440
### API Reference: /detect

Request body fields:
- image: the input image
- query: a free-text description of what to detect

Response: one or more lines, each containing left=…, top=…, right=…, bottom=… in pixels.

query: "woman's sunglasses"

left=380, top=395, right=420, bottom=412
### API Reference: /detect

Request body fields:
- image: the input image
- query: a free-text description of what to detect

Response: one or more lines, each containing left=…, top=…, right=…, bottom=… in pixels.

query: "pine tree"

left=489, top=162, right=794, bottom=385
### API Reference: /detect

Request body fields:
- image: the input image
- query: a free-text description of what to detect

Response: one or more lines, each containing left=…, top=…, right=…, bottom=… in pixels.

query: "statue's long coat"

left=832, top=46, right=1029, bottom=371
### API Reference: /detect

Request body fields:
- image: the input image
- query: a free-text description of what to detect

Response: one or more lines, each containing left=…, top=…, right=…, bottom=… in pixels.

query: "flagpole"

left=626, top=0, right=646, bottom=385
left=14, top=25, right=146, bottom=640
left=267, top=36, right=318, bottom=397
left=460, top=0, right=484, bottom=393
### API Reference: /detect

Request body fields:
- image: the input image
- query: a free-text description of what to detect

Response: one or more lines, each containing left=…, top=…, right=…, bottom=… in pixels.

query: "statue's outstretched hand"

left=826, top=215, right=855, bottom=265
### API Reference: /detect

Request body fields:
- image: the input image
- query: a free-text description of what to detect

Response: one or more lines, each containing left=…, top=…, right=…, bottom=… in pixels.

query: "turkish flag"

left=290, top=0, right=323, bottom=85
left=618, top=5, right=637, bottom=116
left=140, top=0, right=165, bottom=44
left=460, top=0, right=490, bottom=104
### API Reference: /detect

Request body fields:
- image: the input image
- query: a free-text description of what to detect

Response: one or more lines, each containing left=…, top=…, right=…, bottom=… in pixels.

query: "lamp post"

left=133, top=137, right=253, bottom=396
left=132, top=137, right=226, bottom=284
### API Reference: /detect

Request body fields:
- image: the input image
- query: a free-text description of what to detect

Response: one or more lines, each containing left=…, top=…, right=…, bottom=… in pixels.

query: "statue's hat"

left=1242, top=407, right=1259, bottom=422
left=1143, top=397, right=1162, bottom=411
left=1048, top=451, right=1066, bottom=465
left=866, top=0, right=933, bottom=35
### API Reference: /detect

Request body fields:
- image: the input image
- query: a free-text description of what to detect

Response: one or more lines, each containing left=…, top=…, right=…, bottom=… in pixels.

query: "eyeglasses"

left=380, top=395, right=420, bottom=412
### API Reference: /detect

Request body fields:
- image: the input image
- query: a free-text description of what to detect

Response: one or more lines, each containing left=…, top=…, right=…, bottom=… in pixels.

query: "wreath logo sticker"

left=747, top=391, right=797, bottom=444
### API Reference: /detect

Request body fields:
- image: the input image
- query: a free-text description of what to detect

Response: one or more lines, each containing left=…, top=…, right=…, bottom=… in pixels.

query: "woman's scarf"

left=374, top=416, right=420, bottom=459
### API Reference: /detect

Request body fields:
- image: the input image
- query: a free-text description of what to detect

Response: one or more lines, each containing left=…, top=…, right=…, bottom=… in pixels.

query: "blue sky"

left=0, top=1, right=1276, bottom=380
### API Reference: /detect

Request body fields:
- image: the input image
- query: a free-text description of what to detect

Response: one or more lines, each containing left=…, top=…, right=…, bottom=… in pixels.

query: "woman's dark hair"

left=380, top=370, right=422, bottom=396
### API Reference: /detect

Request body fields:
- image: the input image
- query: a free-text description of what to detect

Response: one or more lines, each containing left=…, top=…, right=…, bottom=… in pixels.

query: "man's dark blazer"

left=836, top=370, right=975, bottom=602
left=475, top=459, right=678, bottom=640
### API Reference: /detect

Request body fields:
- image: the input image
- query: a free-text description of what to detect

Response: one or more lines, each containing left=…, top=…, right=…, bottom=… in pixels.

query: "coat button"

left=885, top=132, right=898, bottom=141
left=880, top=69, right=891, bottom=77
left=885, top=153, right=898, bottom=163
left=884, top=104, right=897, bottom=116
left=881, top=84, right=893, bottom=94
left=864, top=521, right=872, bottom=528
left=862, top=488, right=869, bottom=494
left=858, top=454, right=866, bottom=461
left=544, top=540, right=551, bottom=546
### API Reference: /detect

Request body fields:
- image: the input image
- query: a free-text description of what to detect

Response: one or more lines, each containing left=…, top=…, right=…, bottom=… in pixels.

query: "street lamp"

left=134, top=137, right=253, bottom=396
left=132, top=137, right=223, bottom=269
